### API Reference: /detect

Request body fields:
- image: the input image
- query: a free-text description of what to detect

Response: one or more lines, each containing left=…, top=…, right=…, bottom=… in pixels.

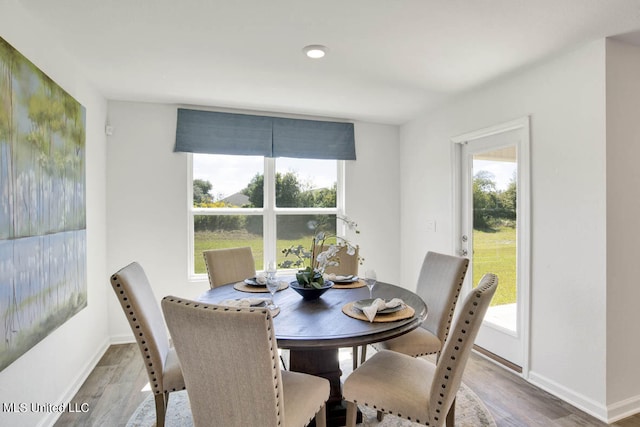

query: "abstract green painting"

left=0, top=36, right=87, bottom=372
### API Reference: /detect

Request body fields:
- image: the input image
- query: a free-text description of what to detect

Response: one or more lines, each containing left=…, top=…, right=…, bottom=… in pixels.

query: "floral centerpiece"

left=280, top=216, right=360, bottom=289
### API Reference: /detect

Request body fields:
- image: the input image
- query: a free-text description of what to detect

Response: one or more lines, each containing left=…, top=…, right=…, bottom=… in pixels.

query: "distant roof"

left=222, top=192, right=250, bottom=207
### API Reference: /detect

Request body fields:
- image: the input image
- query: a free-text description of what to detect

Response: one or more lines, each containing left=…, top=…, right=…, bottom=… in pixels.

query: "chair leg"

left=377, top=410, right=384, bottom=421
left=360, top=345, right=367, bottom=365
left=345, top=401, right=358, bottom=427
left=352, top=346, right=358, bottom=371
left=154, top=393, right=167, bottom=427
left=315, top=403, right=327, bottom=427
left=280, top=349, right=290, bottom=370
left=446, top=397, right=456, bottom=426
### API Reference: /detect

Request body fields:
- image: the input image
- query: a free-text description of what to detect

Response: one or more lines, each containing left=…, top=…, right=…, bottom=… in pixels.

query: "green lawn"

left=194, top=230, right=326, bottom=274
left=194, top=227, right=517, bottom=307
left=472, top=226, right=516, bottom=306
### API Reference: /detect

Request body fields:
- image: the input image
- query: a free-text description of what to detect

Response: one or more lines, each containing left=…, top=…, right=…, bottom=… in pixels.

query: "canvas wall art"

left=0, top=37, right=87, bottom=372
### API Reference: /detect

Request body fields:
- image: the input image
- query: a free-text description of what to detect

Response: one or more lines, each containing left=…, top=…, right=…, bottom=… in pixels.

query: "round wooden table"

left=197, top=279, right=428, bottom=426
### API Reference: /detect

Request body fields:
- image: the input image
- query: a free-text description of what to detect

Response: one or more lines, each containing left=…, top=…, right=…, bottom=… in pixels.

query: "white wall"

left=605, top=39, right=640, bottom=416
left=400, top=40, right=610, bottom=418
left=0, top=2, right=109, bottom=427
left=4, top=1, right=637, bottom=423
left=106, top=101, right=401, bottom=339
left=105, top=102, right=194, bottom=340
left=345, top=123, right=401, bottom=285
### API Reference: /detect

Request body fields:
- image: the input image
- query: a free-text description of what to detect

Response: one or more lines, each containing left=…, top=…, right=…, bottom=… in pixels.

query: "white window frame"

left=188, top=154, right=346, bottom=281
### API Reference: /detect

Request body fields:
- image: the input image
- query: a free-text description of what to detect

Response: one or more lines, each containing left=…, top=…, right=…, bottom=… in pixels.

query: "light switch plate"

left=425, top=220, right=436, bottom=232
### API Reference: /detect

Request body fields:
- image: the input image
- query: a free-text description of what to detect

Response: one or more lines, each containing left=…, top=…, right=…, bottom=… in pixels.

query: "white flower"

left=342, top=216, right=358, bottom=231
left=316, top=244, right=340, bottom=269
left=280, top=215, right=362, bottom=272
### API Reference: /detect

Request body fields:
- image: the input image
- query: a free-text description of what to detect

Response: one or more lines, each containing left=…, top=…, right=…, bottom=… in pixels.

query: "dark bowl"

left=289, top=281, right=334, bottom=300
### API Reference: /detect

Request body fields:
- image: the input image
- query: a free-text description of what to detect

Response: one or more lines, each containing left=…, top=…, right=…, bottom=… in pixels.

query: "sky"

left=474, top=159, right=516, bottom=191
left=193, top=155, right=516, bottom=200
left=193, top=154, right=337, bottom=199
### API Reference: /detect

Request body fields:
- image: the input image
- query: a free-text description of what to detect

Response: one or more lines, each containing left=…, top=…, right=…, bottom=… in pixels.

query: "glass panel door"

left=471, top=145, right=517, bottom=332
left=456, top=118, right=530, bottom=372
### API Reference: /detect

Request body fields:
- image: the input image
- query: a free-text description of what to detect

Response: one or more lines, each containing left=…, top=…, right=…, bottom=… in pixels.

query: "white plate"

left=244, top=277, right=266, bottom=287
left=332, top=275, right=359, bottom=283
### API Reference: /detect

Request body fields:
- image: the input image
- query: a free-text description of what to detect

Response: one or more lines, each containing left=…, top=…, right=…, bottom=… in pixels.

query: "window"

left=189, top=154, right=343, bottom=278
left=177, top=108, right=355, bottom=279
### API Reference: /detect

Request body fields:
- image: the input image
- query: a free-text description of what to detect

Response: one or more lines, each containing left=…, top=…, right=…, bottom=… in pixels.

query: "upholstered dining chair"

left=343, top=273, right=498, bottom=427
left=322, top=245, right=359, bottom=276
left=109, top=262, right=185, bottom=427
left=203, top=246, right=256, bottom=288
left=161, top=296, right=330, bottom=427
left=362, top=251, right=469, bottom=365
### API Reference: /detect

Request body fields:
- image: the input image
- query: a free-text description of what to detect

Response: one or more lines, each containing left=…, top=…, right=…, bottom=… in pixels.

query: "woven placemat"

left=342, top=302, right=415, bottom=323
left=233, top=281, right=289, bottom=293
left=332, top=279, right=366, bottom=289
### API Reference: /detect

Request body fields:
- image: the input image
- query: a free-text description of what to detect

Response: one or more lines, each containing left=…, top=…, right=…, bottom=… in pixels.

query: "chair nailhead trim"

left=113, top=278, right=163, bottom=394
left=439, top=265, right=468, bottom=346
left=162, top=297, right=284, bottom=422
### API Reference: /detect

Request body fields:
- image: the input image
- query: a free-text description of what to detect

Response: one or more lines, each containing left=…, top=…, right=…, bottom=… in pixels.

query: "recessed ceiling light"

left=302, top=45, right=327, bottom=59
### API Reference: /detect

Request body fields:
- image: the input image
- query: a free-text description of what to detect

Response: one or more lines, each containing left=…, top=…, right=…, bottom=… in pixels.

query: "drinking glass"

left=265, top=261, right=278, bottom=309
left=364, top=269, right=377, bottom=300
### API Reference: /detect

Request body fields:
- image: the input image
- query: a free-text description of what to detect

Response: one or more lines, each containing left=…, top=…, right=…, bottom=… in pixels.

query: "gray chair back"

left=418, top=251, right=469, bottom=346
left=322, top=245, right=359, bottom=276
left=110, top=262, right=185, bottom=427
left=203, top=246, right=256, bottom=288
left=428, top=273, right=498, bottom=425
left=162, top=297, right=286, bottom=427
left=162, top=296, right=285, bottom=427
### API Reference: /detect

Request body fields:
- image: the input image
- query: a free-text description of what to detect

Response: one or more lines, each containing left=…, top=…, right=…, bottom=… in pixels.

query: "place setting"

left=233, top=268, right=289, bottom=294
left=323, top=273, right=366, bottom=289
left=225, top=262, right=284, bottom=315
left=216, top=296, right=281, bottom=317
left=342, top=269, right=415, bottom=322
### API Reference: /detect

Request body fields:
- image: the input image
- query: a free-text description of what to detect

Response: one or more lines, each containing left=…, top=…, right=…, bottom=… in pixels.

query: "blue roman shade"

left=175, top=109, right=272, bottom=156
left=272, top=117, right=355, bottom=160
left=174, top=108, right=356, bottom=160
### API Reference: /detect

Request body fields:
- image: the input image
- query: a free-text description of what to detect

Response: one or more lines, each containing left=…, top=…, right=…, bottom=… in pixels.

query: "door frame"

left=450, top=116, right=531, bottom=378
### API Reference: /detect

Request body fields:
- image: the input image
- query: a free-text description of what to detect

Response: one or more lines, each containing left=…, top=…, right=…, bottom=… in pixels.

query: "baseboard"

left=110, top=333, right=135, bottom=345
left=473, top=345, right=522, bottom=373
left=39, top=337, right=111, bottom=427
left=531, top=373, right=640, bottom=422
left=606, top=393, right=640, bottom=423
left=528, top=370, right=608, bottom=422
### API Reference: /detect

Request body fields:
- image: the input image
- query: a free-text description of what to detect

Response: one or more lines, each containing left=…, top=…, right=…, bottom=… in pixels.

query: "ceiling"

left=18, top=0, right=640, bottom=125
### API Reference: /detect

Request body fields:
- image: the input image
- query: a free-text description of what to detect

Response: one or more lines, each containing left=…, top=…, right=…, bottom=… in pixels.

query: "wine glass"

left=364, top=269, right=377, bottom=300
left=265, top=261, right=278, bottom=309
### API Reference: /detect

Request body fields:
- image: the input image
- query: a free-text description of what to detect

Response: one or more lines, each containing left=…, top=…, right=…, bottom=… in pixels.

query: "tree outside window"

left=190, top=154, right=340, bottom=276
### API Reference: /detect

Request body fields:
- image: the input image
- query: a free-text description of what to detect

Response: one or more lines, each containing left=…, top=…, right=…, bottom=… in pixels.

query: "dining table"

left=197, top=277, right=428, bottom=427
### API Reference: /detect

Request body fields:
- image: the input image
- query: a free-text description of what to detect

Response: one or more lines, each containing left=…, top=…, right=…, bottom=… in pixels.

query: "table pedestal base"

left=289, top=348, right=362, bottom=427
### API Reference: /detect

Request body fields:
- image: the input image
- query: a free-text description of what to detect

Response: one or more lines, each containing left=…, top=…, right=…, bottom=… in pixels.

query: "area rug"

left=126, top=384, right=496, bottom=426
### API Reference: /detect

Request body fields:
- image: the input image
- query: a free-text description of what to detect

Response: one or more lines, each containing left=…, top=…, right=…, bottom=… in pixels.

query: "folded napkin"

left=324, top=273, right=355, bottom=282
left=362, top=298, right=405, bottom=322
left=219, top=297, right=270, bottom=308
left=255, top=272, right=267, bottom=285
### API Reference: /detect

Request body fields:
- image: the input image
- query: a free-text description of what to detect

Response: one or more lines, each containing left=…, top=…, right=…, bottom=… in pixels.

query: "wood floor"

left=54, top=343, right=640, bottom=427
